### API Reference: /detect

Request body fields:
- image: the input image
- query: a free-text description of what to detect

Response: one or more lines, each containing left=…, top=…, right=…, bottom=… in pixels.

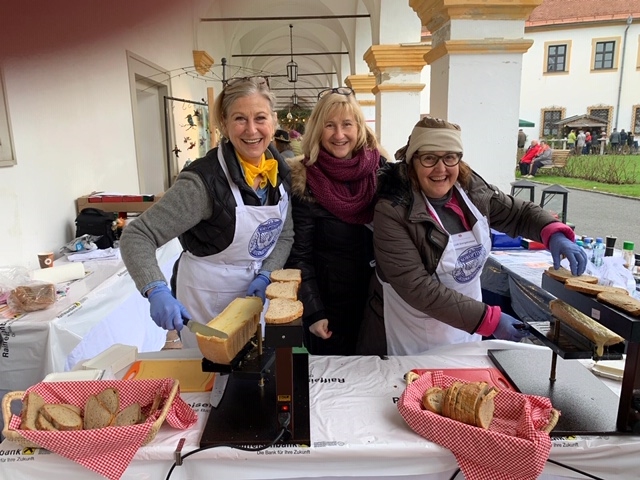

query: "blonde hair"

left=302, top=92, right=380, bottom=165
left=213, top=78, right=277, bottom=138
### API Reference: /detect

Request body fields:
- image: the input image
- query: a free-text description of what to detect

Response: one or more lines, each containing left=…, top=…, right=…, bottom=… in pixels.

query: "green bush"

left=562, top=155, right=638, bottom=184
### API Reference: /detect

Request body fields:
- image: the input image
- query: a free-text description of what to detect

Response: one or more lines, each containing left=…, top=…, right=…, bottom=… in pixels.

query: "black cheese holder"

left=199, top=318, right=310, bottom=447
left=490, top=274, right=640, bottom=435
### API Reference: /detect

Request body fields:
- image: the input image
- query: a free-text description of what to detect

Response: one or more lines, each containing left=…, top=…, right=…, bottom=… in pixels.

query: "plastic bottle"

left=583, top=237, right=593, bottom=260
left=622, top=241, right=635, bottom=271
left=592, top=237, right=605, bottom=267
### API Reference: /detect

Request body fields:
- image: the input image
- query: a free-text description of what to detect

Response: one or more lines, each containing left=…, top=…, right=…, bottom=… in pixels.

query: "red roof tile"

left=528, top=0, right=640, bottom=26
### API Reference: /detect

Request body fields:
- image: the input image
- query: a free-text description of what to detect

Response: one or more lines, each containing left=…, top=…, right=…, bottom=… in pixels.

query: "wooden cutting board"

left=411, top=368, right=516, bottom=391
left=123, top=359, right=215, bottom=392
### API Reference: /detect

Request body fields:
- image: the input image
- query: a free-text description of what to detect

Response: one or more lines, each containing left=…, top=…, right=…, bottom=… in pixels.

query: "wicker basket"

left=1, top=379, right=180, bottom=449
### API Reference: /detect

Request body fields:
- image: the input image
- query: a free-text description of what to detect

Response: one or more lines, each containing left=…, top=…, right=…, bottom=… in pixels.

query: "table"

left=2, top=341, right=638, bottom=480
left=0, top=238, right=182, bottom=395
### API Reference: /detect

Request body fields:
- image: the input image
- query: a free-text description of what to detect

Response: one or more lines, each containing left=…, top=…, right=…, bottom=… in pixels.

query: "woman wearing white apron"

left=358, top=116, right=587, bottom=356
left=120, top=78, right=294, bottom=348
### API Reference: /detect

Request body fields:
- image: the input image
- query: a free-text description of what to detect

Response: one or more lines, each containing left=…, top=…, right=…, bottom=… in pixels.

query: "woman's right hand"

left=147, top=284, right=190, bottom=331
left=309, top=319, right=332, bottom=339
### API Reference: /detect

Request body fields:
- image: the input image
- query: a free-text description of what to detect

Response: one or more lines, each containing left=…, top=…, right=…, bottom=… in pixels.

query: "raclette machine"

left=198, top=318, right=310, bottom=447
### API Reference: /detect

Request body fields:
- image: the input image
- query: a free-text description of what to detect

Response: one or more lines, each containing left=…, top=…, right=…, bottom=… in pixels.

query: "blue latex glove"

left=548, top=232, right=588, bottom=276
left=247, top=274, right=270, bottom=303
left=493, top=313, right=529, bottom=342
left=147, top=284, right=190, bottom=331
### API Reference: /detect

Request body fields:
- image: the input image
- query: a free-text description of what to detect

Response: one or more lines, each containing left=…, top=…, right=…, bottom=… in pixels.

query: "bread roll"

left=8, top=283, right=56, bottom=312
left=196, top=297, right=263, bottom=364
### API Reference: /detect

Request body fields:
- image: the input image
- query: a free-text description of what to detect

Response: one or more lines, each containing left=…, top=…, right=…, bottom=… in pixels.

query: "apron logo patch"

left=453, top=244, right=486, bottom=283
left=249, top=218, right=283, bottom=258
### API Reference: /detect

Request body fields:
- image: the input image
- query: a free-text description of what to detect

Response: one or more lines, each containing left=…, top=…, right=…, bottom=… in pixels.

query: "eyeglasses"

left=225, top=76, right=270, bottom=89
left=317, top=87, right=354, bottom=100
left=414, top=152, right=462, bottom=168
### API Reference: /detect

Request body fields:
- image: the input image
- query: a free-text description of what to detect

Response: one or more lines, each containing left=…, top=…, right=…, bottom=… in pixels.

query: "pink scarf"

left=305, top=147, right=380, bottom=224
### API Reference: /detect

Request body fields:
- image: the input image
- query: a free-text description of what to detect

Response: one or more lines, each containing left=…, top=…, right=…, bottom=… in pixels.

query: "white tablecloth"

left=0, top=238, right=182, bottom=394
left=1, top=341, right=638, bottom=480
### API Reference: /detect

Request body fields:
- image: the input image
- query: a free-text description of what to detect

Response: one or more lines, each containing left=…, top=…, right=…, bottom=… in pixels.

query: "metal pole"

left=615, top=16, right=633, bottom=129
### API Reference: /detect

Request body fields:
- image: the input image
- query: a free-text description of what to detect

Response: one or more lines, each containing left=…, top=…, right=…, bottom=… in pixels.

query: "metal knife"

left=183, top=317, right=228, bottom=339
left=210, top=372, right=229, bottom=408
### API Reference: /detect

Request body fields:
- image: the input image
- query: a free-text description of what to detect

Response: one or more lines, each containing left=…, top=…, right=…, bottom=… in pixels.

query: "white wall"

left=0, top=0, right=211, bottom=268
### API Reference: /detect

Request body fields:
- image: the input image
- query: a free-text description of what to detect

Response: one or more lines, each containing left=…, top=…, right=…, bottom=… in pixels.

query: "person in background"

left=285, top=86, right=387, bottom=355
left=518, top=139, right=540, bottom=175
left=584, top=131, right=592, bottom=155
left=517, top=129, right=526, bottom=148
left=358, top=116, right=586, bottom=356
left=527, top=140, right=553, bottom=178
left=289, top=129, right=303, bottom=156
left=120, top=77, right=294, bottom=348
left=274, top=129, right=296, bottom=159
left=576, top=130, right=586, bottom=156
left=567, top=129, right=576, bottom=154
left=609, top=128, right=621, bottom=153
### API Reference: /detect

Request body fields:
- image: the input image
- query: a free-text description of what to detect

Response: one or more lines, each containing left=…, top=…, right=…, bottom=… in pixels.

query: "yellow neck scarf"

left=237, top=153, right=279, bottom=190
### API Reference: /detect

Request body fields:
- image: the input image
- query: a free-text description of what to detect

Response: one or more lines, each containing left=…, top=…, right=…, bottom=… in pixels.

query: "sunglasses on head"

left=317, top=86, right=354, bottom=100
left=224, top=76, right=270, bottom=89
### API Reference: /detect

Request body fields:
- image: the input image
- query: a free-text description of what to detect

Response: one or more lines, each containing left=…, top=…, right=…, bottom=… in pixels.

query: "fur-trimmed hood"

left=376, top=160, right=414, bottom=208
left=286, top=155, right=317, bottom=203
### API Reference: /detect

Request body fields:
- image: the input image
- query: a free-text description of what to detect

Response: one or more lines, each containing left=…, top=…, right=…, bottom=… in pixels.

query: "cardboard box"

left=76, top=193, right=162, bottom=215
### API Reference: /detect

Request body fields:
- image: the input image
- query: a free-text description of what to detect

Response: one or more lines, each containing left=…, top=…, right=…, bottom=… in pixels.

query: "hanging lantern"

left=287, top=24, right=298, bottom=83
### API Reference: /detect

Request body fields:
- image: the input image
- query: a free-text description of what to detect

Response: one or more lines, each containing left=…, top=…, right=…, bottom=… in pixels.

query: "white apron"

left=383, top=185, right=491, bottom=355
left=176, top=148, right=288, bottom=347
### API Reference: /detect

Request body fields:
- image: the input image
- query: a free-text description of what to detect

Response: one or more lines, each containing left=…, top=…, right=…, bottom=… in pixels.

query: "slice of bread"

left=20, top=391, right=46, bottom=431
left=113, top=403, right=142, bottom=427
left=421, top=387, right=444, bottom=414
left=544, top=266, right=598, bottom=284
left=564, top=278, right=629, bottom=296
left=35, top=412, right=58, bottom=431
left=266, top=281, right=299, bottom=300
left=196, top=297, right=264, bottom=364
left=265, top=298, right=303, bottom=324
left=40, top=404, right=83, bottom=431
left=84, top=395, right=114, bottom=429
left=60, top=403, right=82, bottom=417
left=96, top=387, right=119, bottom=415
left=596, top=291, right=640, bottom=316
left=270, top=269, right=302, bottom=285
left=475, top=386, right=499, bottom=429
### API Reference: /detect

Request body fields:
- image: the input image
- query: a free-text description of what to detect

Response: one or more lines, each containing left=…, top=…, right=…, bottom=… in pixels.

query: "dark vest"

left=178, top=141, right=290, bottom=257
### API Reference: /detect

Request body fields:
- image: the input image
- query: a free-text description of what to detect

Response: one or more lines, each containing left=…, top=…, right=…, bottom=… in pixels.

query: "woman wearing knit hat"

left=285, top=87, right=387, bottom=355
left=357, top=116, right=587, bottom=356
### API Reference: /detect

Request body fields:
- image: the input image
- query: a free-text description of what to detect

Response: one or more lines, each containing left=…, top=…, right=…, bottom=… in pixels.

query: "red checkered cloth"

left=9, top=378, right=197, bottom=480
left=398, top=371, right=557, bottom=480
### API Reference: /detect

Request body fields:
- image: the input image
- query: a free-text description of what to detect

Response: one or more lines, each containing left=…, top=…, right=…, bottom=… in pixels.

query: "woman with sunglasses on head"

left=120, top=77, right=294, bottom=348
left=357, top=116, right=587, bottom=356
left=285, top=87, right=387, bottom=355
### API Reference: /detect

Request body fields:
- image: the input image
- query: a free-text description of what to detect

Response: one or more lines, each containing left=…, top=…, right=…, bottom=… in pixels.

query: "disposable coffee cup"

left=37, top=252, right=54, bottom=269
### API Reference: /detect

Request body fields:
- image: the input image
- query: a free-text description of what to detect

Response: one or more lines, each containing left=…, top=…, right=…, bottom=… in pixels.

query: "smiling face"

left=321, top=111, right=358, bottom=159
left=224, top=93, right=275, bottom=164
left=413, top=151, right=459, bottom=199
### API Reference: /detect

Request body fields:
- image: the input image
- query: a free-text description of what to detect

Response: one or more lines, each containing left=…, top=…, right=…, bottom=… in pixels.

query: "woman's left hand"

left=548, top=232, right=588, bottom=276
left=309, top=319, right=332, bottom=339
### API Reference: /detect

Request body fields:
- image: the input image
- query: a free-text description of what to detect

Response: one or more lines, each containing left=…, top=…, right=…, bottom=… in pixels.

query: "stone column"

left=410, top=0, right=542, bottom=191
left=345, top=74, right=377, bottom=134
left=363, top=44, right=431, bottom=156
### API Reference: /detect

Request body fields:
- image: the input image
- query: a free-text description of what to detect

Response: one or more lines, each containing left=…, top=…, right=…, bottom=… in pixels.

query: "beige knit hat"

left=395, top=116, right=463, bottom=163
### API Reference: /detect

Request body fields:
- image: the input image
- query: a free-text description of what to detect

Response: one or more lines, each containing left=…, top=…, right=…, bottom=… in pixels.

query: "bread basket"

left=2, top=378, right=180, bottom=449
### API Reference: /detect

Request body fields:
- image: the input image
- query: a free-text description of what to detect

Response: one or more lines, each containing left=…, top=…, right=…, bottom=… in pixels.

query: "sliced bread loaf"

left=113, top=403, right=142, bottom=426
left=40, top=404, right=83, bottom=431
left=265, top=298, right=303, bottom=324
left=20, top=391, right=46, bottom=431
left=266, top=281, right=299, bottom=300
left=84, top=395, right=114, bottom=429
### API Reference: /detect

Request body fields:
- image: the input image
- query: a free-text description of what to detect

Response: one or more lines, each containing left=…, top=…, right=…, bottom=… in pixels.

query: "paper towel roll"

left=31, top=262, right=86, bottom=283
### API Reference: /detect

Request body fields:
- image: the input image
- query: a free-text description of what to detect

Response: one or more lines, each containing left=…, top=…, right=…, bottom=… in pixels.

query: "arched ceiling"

left=197, top=0, right=378, bottom=110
